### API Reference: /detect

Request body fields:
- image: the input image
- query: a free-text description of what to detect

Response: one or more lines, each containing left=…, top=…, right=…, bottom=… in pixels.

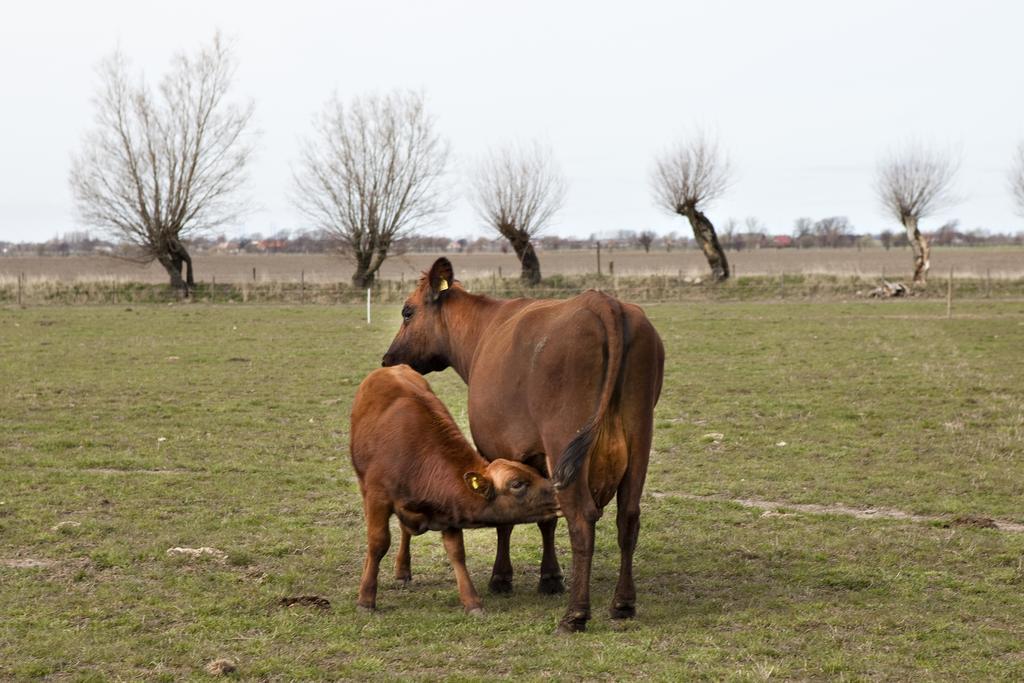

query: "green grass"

left=1, top=301, right=1023, bottom=680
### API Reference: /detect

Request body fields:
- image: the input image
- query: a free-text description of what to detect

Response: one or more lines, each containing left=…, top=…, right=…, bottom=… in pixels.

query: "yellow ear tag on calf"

left=439, top=278, right=449, bottom=291
left=470, top=476, right=480, bottom=490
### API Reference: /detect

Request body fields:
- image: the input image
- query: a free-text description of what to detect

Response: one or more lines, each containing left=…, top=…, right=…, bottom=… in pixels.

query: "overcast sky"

left=2, top=0, right=1023, bottom=243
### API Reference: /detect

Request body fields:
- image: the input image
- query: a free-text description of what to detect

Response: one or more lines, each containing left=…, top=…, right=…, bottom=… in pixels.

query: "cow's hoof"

left=609, top=602, right=636, bottom=620
left=537, top=574, right=565, bottom=595
left=557, top=618, right=589, bottom=634
left=395, top=574, right=412, bottom=586
left=356, top=603, right=375, bottom=613
left=488, top=576, right=513, bottom=594
left=466, top=607, right=486, bottom=617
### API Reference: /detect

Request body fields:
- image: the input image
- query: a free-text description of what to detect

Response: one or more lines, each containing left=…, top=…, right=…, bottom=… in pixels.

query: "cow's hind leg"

left=611, top=317, right=660, bottom=619
left=537, top=517, right=565, bottom=594
left=357, top=498, right=392, bottom=611
left=610, top=459, right=647, bottom=619
left=489, top=525, right=514, bottom=593
left=556, top=494, right=599, bottom=633
left=442, top=528, right=484, bottom=614
left=394, top=523, right=412, bottom=584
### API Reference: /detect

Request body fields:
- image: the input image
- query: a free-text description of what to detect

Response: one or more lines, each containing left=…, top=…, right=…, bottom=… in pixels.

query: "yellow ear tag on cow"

left=470, top=476, right=480, bottom=490
left=439, top=278, right=449, bottom=291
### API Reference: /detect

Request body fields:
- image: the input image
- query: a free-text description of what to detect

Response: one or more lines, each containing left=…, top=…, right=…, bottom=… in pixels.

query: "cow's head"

left=381, top=257, right=455, bottom=374
left=464, top=459, right=560, bottom=524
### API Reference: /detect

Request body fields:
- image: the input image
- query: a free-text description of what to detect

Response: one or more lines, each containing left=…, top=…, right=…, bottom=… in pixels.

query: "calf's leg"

left=442, top=528, right=484, bottom=614
left=489, top=525, right=514, bottom=593
left=537, top=517, right=565, bottom=594
left=394, top=523, right=413, bottom=584
left=357, top=498, right=391, bottom=611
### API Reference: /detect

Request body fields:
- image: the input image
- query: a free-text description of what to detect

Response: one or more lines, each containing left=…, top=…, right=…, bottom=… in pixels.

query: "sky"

left=2, top=0, right=1023, bottom=243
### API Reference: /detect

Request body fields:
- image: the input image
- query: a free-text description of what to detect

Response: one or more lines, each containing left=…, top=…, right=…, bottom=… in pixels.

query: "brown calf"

left=349, top=365, right=559, bottom=614
left=382, top=258, right=665, bottom=632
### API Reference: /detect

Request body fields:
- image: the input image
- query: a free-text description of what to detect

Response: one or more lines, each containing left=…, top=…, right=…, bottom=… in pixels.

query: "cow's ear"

left=464, top=472, right=494, bottom=500
left=427, top=258, right=455, bottom=302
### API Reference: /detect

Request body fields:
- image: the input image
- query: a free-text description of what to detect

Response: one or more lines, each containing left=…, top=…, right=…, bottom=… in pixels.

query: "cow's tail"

left=551, top=293, right=625, bottom=490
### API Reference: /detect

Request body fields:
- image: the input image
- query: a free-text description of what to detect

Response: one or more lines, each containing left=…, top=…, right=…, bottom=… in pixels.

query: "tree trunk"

left=683, top=207, right=730, bottom=282
left=157, top=253, right=187, bottom=293
left=156, top=238, right=195, bottom=297
left=351, top=250, right=376, bottom=289
left=902, top=216, right=930, bottom=285
left=509, top=233, right=542, bottom=285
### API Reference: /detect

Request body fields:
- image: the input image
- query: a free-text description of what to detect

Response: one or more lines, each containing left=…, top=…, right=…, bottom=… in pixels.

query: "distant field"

left=2, top=301, right=1024, bottom=679
left=2, top=246, right=1023, bottom=284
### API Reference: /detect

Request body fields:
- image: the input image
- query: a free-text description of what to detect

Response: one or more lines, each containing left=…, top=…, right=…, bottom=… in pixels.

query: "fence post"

left=17, top=273, right=24, bottom=306
left=300, top=270, right=305, bottom=304
left=779, top=270, right=784, bottom=298
left=596, top=242, right=602, bottom=276
left=946, top=266, right=954, bottom=319
left=252, top=267, right=256, bottom=282
left=986, top=268, right=991, bottom=298
left=366, top=288, right=371, bottom=325
left=609, top=261, right=614, bottom=277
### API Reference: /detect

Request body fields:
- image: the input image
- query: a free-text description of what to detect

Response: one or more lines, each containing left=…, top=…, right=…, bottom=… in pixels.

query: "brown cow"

left=382, top=258, right=664, bottom=632
left=350, top=365, right=559, bottom=614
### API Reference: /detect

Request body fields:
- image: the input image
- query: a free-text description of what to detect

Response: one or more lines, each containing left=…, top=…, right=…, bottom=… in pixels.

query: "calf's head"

left=464, top=459, right=559, bottom=525
left=382, top=257, right=455, bottom=374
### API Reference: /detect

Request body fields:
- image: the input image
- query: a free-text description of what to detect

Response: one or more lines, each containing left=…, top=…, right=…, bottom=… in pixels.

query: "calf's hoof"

left=488, top=575, right=513, bottom=594
left=395, top=574, right=412, bottom=586
left=537, top=574, right=565, bottom=595
left=466, top=607, right=486, bottom=617
left=356, top=603, right=375, bottom=613
left=609, top=601, right=636, bottom=620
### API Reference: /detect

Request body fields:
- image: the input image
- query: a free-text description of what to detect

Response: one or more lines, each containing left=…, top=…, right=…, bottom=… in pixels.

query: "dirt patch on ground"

left=0, top=558, right=57, bottom=568
left=278, top=595, right=331, bottom=610
left=649, top=491, right=1024, bottom=533
left=949, top=515, right=999, bottom=529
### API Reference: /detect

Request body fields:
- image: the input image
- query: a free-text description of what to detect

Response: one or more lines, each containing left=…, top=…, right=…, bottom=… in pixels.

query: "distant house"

left=772, top=235, right=793, bottom=248
left=256, top=239, right=288, bottom=253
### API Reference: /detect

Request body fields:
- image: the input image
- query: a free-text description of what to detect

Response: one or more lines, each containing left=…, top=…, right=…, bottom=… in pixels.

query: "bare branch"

left=292, top=90, right=450, bottom=287
left=469, top=141, right=566, bottom=284
left=650, top=131, right=732, bottom=214
left=470, top=141, right=567, bottom=241
left=875, top=142, right=960, bottom=223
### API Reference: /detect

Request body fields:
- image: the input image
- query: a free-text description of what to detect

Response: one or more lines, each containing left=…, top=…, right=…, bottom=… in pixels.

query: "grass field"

left=2, top=299, right=1024, bottom=680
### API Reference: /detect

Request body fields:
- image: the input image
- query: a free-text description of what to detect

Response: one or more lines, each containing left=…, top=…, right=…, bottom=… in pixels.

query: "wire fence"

left=2, top=270, right=1023, bottom=306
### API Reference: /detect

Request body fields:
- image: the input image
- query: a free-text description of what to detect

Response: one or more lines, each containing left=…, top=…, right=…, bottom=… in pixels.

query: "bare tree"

left=294, top=90, right=449, bottom=288
left=470, top=142, right=567, bottom=285
left=793, top=217, right=814, bottom=249
left=636, top=230, right=656, bottom=253
left=813, top=216, right=855, bottom=248
left=651, top=132, right=733, bottom=281
left=875, top=143, right=960, bottom=285
left=70, top=34, right=254, bottom=295
left=720, top=217, right=738, bottom=251
left=1011, top=142, right=1024, bottom=216
left=879, top=229, right=894, bottom=250
left=663, top=230, right=677, bottom=252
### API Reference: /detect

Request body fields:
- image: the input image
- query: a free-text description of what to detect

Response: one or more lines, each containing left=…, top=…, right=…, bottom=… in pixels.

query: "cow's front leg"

left=489, top=524, right=514, bottom=593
